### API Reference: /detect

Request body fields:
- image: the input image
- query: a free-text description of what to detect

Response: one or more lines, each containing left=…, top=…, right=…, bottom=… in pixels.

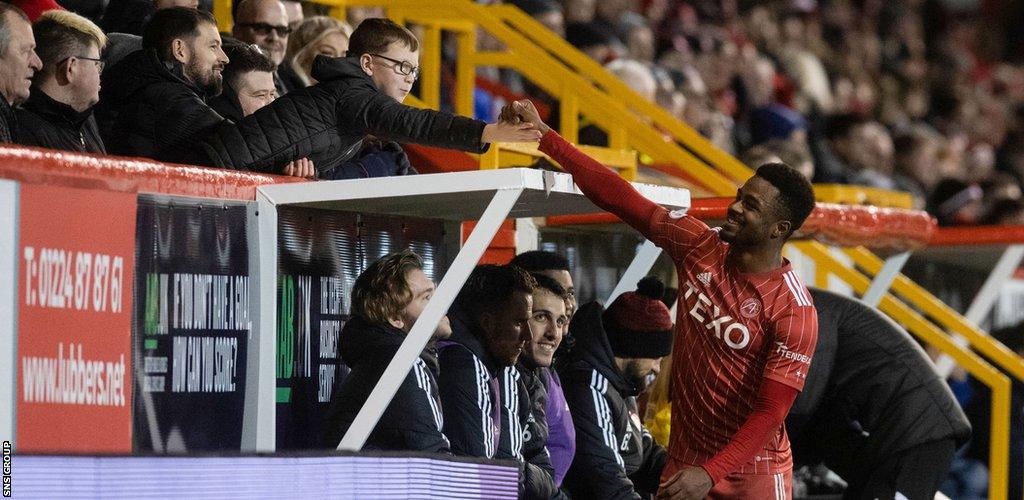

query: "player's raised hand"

left=511, top=99, right=550, bottom=135
left=481, top=120, right=542, bottom=143
left=656, top=466, right=713, bottom=500
left=498, top=103, right=521, bottom=125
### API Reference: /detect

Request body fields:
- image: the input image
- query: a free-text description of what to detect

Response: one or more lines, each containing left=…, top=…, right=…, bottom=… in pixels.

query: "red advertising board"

left=16, top=184, right=135, bottom=453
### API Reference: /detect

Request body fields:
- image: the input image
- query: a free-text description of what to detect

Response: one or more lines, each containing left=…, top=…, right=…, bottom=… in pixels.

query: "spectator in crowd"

left=16, top=10, right=106, bottom=153
left=322, top=249, right=451, bottom=453
left=509, top=250, right=577, bottom=486
left=209, top=39, right=277, bottom=121
left=232, top=0, right=292, bottom=95
left=438, top=264, right=534, bottom=459
left=280, top=16, right=350, bottom=89
left=0, top=3, right=42, bottom=144
left=558, top=277, right=669, bottom=498
left=509, top=0, right=564, bottom=38
left=202, top=18, right=541, bottom=177
left=789, top=289, right=971, bottom=500
left=498, top=273, right=571, bottom=498
left=97, top=8, right=230, bottom=164
left=281, top=0, right=302, bottom=31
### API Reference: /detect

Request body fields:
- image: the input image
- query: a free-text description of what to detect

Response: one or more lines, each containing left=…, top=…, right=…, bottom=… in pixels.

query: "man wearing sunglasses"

left=232, top=0, right=292, bottom=95
left=203, top=18, right=541, bottom=177
left=15, top=10, right=106, bottom=154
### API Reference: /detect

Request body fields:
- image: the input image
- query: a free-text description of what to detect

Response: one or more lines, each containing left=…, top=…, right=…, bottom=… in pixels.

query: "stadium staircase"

left=209, top=0, right=1024, bottom=496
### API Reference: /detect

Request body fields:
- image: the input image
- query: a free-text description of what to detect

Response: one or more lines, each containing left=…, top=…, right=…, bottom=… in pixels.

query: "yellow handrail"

left=796, top=241, right=1011, bottom=500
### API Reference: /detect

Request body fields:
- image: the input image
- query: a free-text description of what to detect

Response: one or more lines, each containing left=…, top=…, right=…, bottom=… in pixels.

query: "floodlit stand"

left=254, top=168, right=689, bottom=452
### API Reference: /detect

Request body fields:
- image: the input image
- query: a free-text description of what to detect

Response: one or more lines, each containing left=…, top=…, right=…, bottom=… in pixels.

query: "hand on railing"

left=283, top=157, right=317, bottom=179
left=480, top=120, right=542, bottom=144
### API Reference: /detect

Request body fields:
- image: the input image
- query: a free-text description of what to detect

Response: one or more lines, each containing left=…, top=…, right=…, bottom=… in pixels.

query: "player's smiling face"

left=720, top=176, right=786, bottom=247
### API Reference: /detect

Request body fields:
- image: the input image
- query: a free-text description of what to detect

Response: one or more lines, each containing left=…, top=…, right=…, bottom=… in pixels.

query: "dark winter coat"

left=1, top=98, right=16, bottom=143
left=202, top=55, right=489, bottom=176
left=557, top=302, right=667, bottom=499
left=321, top=315, right=449, bottom=452
left=98, top=49, right=225, bottom=165
left=437, top=307, right=503, bottom=459
left=787, top=289, right=971, bottom=481
left=15, top=91, right=105, bottom=154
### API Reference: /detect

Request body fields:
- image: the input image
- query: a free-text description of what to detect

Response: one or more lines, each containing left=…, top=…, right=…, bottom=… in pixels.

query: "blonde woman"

left=280, top=16, right=351, bottom=88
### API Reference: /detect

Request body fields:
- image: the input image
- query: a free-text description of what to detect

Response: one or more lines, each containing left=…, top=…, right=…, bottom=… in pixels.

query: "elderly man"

left=0, top=3, right=42, bottom=143
left=232, top=0, right=292, bottom=94
left=16, top=10, right=106, bottom=153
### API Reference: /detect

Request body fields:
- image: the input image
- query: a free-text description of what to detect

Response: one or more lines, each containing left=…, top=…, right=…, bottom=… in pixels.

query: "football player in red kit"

left=504, top=100, right=818, bottom=500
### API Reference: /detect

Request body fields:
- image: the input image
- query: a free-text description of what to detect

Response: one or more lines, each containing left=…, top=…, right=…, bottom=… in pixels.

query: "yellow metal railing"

left=211, top=1, right=1019, bottom=494
left=797, top=241, right=1011, bottom=499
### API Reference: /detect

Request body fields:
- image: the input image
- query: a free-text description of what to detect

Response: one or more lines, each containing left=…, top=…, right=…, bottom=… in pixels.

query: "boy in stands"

left=505, top=100, right=818, bottom=499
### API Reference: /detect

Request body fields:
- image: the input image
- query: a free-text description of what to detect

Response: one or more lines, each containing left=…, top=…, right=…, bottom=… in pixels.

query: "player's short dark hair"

left=509, top=250, right=570, bottom=273
left=755, top=162, right=815, bottom=235
left=530, top=273, right=570, bottom=302
left=346, top=18, right=419, bottom=58
left=222, top=38, right=275, bottom=88
left=143, top=7, right=217, bottom=62
left=454, top=264, right=536, bottom=326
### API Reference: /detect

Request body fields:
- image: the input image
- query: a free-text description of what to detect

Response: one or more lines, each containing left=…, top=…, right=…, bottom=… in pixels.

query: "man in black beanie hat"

left=558, top=276, right=670, bottom=499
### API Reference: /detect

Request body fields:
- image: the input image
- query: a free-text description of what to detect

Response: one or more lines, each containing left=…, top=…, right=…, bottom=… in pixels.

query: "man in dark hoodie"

left=439, top=264, right=535, bottom=461
left=498, top=273, right=571, bottom=498
left=559, top=277, right=670, bottom=499
left=322, top=249, right=450, bottom=452
left=201, top=18, right=541, bottom=176
left=16, top=10, right=106, bottom=153
left=789, top=289, right=971, bottom=500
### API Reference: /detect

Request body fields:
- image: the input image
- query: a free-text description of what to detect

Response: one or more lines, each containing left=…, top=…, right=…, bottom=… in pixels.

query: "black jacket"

left=321, top=315, right=449, bottom=452
left=15, top=91, right=105, bottom=154
left=788, top=289, right=971, bottom=481
left=202, top=55, right=489, bottom=175
left=98, top=49, right=225, bottom=165
left=0, top=98, right=16, bottom=143
left=558, top=302, right=667, bottom=499
left=438, top=307, right=503, bottom=459
left=499, top=364, right=566, bottom=499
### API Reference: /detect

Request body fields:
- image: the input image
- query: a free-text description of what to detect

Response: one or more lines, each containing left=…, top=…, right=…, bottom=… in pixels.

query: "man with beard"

left=231, top=0, right=292, bottom=95
left=97, top=7, right=230, bottom=164
left=0, top=3, right=42, bottom=143
left=558, top=277, right=670, bottom=499
left=498, top=273, right=571, bottom=498
left=506, top=99, right=818, bottom=500
left=322, top=250, right=451, bottom=452
left=97, top=8, right=312, bottom=176
left=438, top=264, right=535, bottom=460
left=15, top=10, right=106, bottom=153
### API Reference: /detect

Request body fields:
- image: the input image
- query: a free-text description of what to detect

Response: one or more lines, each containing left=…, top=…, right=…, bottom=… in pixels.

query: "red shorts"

left=708, top=468, right=791, bottom=500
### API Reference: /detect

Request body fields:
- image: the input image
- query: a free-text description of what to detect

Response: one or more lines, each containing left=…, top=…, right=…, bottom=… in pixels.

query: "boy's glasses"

left=371, top=54, right=420, bottom=79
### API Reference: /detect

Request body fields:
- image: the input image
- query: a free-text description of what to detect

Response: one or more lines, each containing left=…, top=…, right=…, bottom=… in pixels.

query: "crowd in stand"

left=494, top=0, right=1024, bottom=226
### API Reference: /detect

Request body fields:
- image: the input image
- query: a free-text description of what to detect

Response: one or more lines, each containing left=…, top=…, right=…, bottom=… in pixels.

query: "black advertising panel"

left=276, top=207, right=449, bottom=450
left=133, top=196, right=251, bottom=451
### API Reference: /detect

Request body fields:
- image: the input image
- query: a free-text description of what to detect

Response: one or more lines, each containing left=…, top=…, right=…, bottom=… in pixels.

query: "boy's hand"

left=283, top=157, right=317, bottom=179
left=511, top=100, right=550, bottom=135
left=481, top=121, right=542, bottom=144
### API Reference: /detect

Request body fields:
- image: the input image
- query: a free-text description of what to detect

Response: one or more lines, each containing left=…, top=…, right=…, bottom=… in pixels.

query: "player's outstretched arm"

left=507, top=100, right=661, bottom=232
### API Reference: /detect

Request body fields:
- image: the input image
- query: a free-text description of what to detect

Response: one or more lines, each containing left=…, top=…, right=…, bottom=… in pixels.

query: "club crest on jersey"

left=668, top=208, right=687, bottom=219
left=740, top=297, right=761, bottom=318
left=683, top=281, right=751, bottom=350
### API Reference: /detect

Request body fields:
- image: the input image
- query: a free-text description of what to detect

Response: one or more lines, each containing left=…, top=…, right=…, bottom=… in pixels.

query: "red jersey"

left=640, top=208, right=817, bottom=475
